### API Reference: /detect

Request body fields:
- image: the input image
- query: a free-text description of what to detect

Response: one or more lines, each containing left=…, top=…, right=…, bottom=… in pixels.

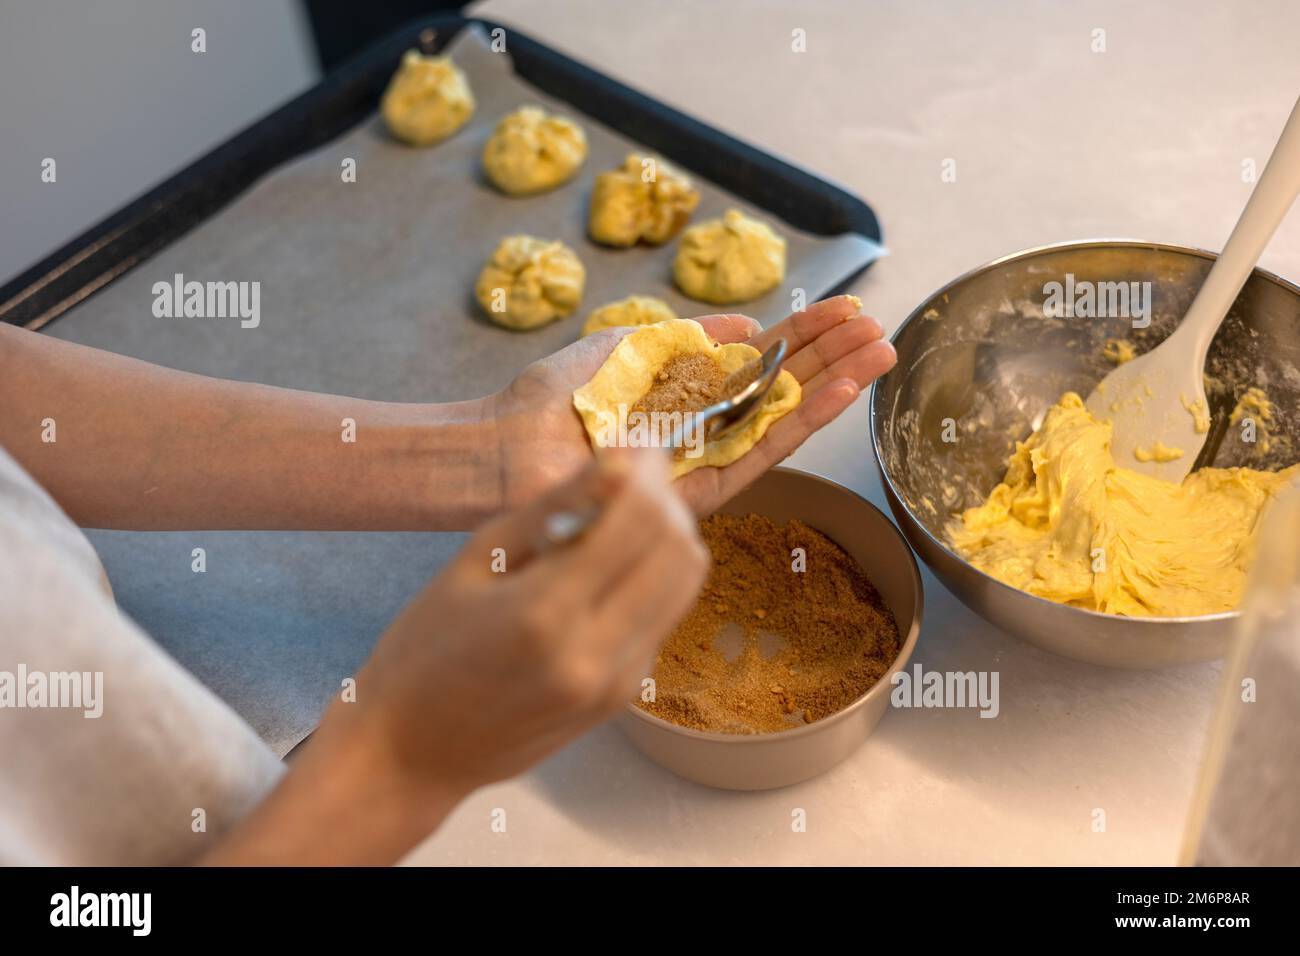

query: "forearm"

left=200, top=704, right=463, bottom=866
left=0, top=323, right=501, bottom=530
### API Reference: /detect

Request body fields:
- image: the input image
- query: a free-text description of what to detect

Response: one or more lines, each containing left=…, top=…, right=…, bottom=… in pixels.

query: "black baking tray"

left=0, top=15, right=882, bottom=331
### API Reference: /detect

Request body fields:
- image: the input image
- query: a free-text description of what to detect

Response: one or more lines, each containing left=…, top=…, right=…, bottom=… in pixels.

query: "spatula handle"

left=1181, top=94, right=1300, bottom=365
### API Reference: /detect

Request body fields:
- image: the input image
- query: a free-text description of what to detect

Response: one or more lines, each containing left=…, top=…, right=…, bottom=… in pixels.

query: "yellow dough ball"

left=475, top=236, right=586, bottom=330
left=588, top=154, right=701, bottom=247
left=381, top=50, right=475, bottom=147
left=581, top=295, right=678, bottom=337
left=482, top=106, right=588, bottom=196
left=673, top=209, right=787, bottom=304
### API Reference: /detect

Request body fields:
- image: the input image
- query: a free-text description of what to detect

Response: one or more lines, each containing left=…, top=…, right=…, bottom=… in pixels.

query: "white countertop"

left=404, top=0, right=1300, bottom=865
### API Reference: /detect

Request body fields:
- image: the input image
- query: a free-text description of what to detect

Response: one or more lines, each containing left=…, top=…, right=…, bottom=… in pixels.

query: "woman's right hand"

left=336, top=447, right=709, bottom=807
left=207, top=448, right=708, bottom=865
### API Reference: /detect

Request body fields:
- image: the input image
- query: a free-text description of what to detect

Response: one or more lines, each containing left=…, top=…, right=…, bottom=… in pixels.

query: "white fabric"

left=0, top=445, right=283, bottom=865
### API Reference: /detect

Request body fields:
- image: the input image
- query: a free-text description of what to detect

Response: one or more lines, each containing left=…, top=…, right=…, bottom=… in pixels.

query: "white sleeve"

left=0, top=451, right=285, bottom=865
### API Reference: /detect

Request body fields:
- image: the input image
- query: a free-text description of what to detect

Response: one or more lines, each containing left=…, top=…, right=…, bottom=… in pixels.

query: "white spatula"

left=1086, top=94, right=1300, bottom=483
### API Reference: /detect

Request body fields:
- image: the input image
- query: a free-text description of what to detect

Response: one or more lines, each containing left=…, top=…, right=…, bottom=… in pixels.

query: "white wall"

left=0, top=0, right=320, bottom=284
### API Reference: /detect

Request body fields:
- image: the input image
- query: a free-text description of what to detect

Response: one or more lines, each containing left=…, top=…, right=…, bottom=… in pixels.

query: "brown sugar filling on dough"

left=639, top=513, right=902, bottom=734
left=630, top=353, right=728, bottom=417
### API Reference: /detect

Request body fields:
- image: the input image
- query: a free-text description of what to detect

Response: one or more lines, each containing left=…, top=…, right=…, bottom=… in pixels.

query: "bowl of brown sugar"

left=620, top=467, right=923, bottom=790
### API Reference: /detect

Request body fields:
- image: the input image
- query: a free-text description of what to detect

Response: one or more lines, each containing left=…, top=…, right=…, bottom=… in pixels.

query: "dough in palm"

left=573, top=319, right=800, bottom=477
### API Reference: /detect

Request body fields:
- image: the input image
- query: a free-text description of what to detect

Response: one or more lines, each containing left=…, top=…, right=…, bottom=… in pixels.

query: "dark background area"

left=304, top=0, right=469, bottom=70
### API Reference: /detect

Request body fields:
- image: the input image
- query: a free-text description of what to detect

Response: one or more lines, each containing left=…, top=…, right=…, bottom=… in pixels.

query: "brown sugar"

left=631, top=352, right=728, bottom=417
left=639, top=513, right=902, bottom=734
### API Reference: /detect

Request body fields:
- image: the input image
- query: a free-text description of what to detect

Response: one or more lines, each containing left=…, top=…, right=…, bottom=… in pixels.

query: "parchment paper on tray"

left=48, top=24, right=883, bottom=403
left=43, top=24, right=883, bottom=751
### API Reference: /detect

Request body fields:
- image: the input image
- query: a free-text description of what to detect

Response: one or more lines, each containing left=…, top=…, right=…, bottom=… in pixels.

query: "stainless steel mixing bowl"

left=871, top=239, right=1300, bottom=669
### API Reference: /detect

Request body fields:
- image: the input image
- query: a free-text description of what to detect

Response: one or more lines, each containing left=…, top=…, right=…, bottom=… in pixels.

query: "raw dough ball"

left=381, top=50, right=475, bottom=146
left=673, top=209, right=787, bottom=304
left=588, top=153, right=701, bottom=247
left=475, top=236, right=585, bottom=330
left=572, top=319, right=800, bottom=477
left=581, top=295, right=678, bottom=337
left=482, top=106, right=588, bottom=195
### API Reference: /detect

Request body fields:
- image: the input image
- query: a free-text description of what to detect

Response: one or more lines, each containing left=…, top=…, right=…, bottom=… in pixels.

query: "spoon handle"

left=1181, top=94, right=1300, bottom=367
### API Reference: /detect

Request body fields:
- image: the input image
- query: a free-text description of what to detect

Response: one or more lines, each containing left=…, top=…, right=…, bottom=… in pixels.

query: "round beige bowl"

left=619, top=467, right=923, bottom=790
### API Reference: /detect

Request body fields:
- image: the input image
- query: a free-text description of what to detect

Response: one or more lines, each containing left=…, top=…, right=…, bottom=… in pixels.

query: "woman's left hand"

left=486, top=295, right=897, bottom=515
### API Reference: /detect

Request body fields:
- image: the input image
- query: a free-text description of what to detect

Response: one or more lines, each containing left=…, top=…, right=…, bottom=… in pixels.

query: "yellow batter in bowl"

left=950, top=392, right=1300, bottom=617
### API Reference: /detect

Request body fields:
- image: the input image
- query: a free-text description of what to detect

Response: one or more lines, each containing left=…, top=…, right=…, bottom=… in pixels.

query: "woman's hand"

left=205, top=448, right=708, bottom=865
left=354, top=447, right=708, bottom=798
left=486, top=295, right=896, bottom=515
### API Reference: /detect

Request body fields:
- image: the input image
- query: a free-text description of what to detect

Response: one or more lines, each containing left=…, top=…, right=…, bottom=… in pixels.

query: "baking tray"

left=0, top=14, right=885, bottom=754
left=0, top=14, right=882, bottom=330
